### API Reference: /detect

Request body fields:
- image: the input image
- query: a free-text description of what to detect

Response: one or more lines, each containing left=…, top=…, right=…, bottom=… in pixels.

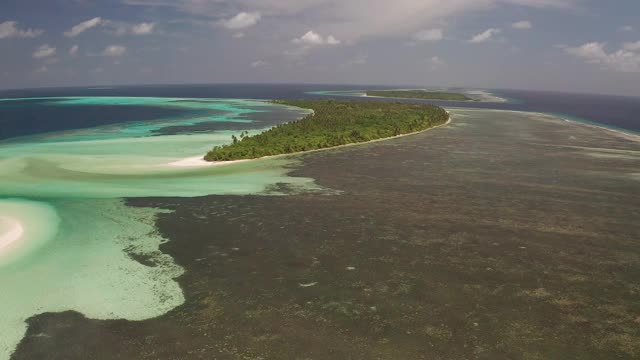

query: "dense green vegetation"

left=367, top=90, right=473, bottom=101
left=204, top=99, right=449, bottom=161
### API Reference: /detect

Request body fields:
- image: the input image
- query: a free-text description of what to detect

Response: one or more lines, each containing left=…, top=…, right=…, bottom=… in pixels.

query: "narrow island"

left=366, top=90, right=473, bottom=101
left=204, top=99, right=449, bottom=161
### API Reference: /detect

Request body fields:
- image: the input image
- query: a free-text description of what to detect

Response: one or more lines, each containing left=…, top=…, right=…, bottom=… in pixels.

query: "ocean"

left=1, top=84, right=638, bottom=139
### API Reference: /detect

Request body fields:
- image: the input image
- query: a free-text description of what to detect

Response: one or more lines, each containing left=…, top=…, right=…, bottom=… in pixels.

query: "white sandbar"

left=167, top=156, right=250, bottom=168
left=0, top=217, right=24, bottom=253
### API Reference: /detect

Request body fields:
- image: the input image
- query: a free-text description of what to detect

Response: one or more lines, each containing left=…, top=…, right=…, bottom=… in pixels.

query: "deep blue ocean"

left=0, top=84, right=638, bottom=140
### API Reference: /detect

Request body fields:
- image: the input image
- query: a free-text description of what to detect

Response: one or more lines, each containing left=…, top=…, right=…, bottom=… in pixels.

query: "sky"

left=1, top=0, right=639, bottom=96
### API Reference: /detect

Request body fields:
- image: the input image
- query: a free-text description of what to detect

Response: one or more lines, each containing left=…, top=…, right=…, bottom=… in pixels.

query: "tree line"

left=204, top=99, right=449, bottom=161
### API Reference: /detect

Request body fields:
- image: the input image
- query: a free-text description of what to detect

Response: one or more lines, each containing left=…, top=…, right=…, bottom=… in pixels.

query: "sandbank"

left=167, top=156, right=250, bottom=168
left=0, top=216, right=25, bottom=254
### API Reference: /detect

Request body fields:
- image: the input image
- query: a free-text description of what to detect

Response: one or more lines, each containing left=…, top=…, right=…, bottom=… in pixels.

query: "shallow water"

left=0, top=199, right=59, bottom=266
left=0, top=199, right=184, bottom=357
left=0, top=97, right=318, bottom=359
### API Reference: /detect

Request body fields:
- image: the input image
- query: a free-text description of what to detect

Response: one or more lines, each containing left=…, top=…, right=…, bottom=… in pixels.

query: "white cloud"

left=104, top=21, right=156, bottom=36
left=565, top=42, right=640, bottom=72
left=64, top=17, right=104, bottom=37
left=512, top=20, right=532, bottom=29
left=33, top=44, right=56, bottom=59
left=293, top=30, right=341, bottom=46
left=469, top=28, right=501, bottom=43
left=413, top=28, right=443, bottom=41
left=294, top=30, right=323, bottom=45
left=69, top=45, right=79, bottom=56
left=123, top=0, right=574, bottom=41
left=619, top=25, right=633, bottom=32
left=131, top=22, right=155, bottom=35
left=219, top=12, right=261, bottom=30
left=35, top=66, right=48, bottom=73
left=101, top=45, right=127, bottom=57
left=250, top=60, right=267, bottom=68
left=565, top=42, right=608, bottom=61
left=623, top=41, right=640, bottom=51
left=0, top=21, right=43, bottom=39
left=232, top=32, right=245, bottom=38
left=326, top=35, right=340, bottom=45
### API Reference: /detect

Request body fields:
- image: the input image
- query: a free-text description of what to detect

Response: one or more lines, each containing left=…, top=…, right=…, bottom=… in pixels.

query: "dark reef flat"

left=13, top=109, right=640, bottom=360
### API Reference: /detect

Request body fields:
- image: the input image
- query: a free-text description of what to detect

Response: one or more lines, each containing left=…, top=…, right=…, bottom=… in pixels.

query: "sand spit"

left=0, top=217, right=24, bottom=254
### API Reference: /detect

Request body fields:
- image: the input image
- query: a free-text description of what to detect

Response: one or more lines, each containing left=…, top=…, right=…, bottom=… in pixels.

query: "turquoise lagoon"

left=0, top=97, right=318, bottom=358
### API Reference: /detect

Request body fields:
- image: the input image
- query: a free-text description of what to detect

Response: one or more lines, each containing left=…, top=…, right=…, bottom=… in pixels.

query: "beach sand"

left=0, top=216, right=24, bottom=253
left=167, top=156, right=249, bottom=168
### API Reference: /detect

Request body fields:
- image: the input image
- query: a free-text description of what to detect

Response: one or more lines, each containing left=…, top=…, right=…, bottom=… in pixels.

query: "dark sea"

left=0, top=84, right=638, bottom=140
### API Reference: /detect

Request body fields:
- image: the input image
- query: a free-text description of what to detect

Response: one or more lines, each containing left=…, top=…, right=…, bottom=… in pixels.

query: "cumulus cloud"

left=33, top=44, right=56, bottom=59
left=565, top=42, right=640, bottom=72
left=293, top=30, right=341, bottom=46
left=623, top=41, right=640, bottom=51
left=219, top=12, right=261, bottom=29
left=105, top=21, right=156, bottom=36
left=0, top=21, right=43, bottom=39
left=293, top=30, right=322, bottom=45
left=69, top=45, right=79, bottom=56
left=413, top=28, right=444, bottom=41
left=326, top=36, right=340, bottom=45
left=619, top=25, right=633, bottom=32
left=565, top=42, right=609, bottom=61
left=250, top=60, right=267, bottom=68
left=35, top=66, right=48, bottom=73
left=64, top=17, right=103, bottom=37
left=512, top=20, right=532, bottom=29
left=469, top=28, right=501, bottom=43
left=123, top=0, right=574, bottom=41
left=101, top=45, right=127, bottom=57
left=131, top=22, right=156, bottom=35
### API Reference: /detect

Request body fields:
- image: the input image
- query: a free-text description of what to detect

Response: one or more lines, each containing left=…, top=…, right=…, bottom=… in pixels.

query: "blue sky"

left=1, top=0, right=639, bottom=95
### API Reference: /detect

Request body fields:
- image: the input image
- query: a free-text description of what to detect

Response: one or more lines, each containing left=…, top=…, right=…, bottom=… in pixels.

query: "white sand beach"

left=0, top=216, right=24, bottom=253
left=167, top=156, right=249, bottom=168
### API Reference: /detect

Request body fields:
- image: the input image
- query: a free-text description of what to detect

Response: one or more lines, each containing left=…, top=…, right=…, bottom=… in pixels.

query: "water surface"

left=0, top=96, right=318, bottom=358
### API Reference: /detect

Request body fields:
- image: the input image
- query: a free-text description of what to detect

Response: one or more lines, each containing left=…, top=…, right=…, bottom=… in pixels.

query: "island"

left=204, top=99, right=449, bottom=161
left=366, top=90, right=473, bottom=101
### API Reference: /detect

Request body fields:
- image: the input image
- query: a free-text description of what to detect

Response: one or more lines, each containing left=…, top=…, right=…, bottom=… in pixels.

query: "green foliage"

left=204, top=99, right=449, bottom=161
left=367, top=90, right=473, bottom=101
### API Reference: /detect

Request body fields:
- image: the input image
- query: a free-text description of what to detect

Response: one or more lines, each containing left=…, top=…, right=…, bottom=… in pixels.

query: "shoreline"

left=444, top=106, right=640, bottom=141
left=0, top=216, right=25, bottom=254
left=147, top=107, right=638, bottom=171
left=551, top=114, right=640, bottom=142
